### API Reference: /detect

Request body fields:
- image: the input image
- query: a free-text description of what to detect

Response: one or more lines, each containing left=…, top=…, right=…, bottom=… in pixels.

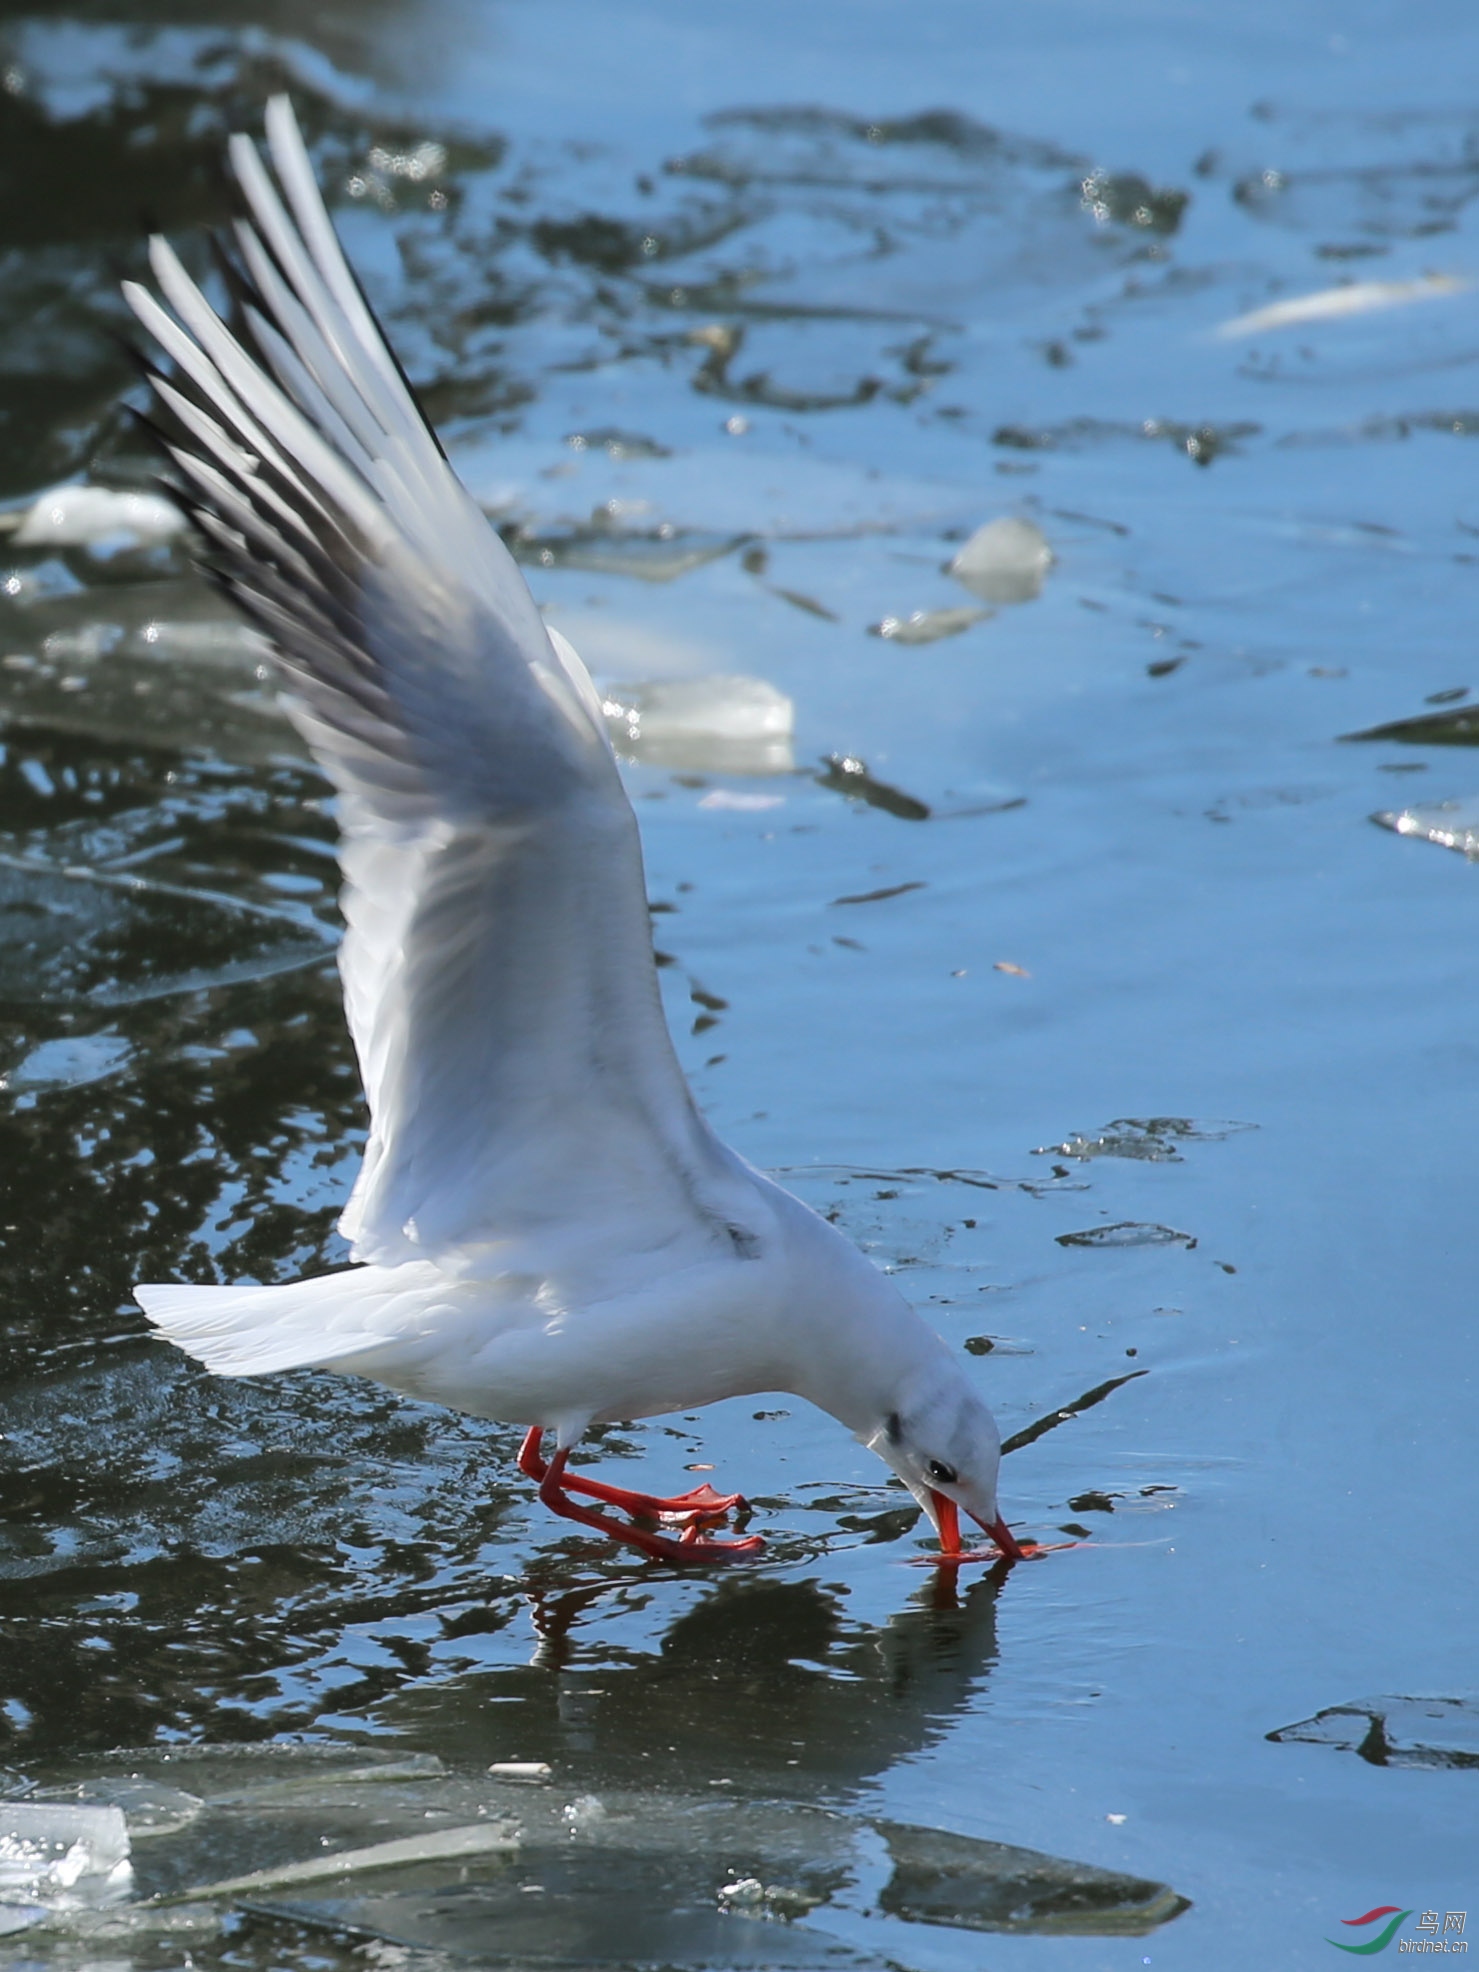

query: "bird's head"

left=864, top=1358, right=1023, bottom=1561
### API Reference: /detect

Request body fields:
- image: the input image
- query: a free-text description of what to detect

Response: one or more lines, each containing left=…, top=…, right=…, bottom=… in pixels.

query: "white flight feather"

left=126, top=97, right=763, bottom=1296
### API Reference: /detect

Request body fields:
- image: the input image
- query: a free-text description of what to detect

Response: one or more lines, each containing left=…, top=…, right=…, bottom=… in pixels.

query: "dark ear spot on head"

left=885, top=1410, right=902, bottom=1446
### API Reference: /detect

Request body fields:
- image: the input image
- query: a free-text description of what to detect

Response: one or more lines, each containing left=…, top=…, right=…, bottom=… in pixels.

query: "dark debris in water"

left=999, top=1370, right=1148, bottom=1457
left=815, top=755, right=930, bottom=821
left=1079, top=170, right=1189, bottom=236
left=1055, top=1222, right=1196, bottom=1249
left=1268, top=1696, right=1479, bottom=1770
left=503, top=519, right=747, bottom=583
left=993, top=417, right=1259, bottom=466
left=1343, top=705, right=1479, bottom=745
left=829, top=880, right=927, bottom=907
left=564, top=427, right=672, bottom=460
left=1034, top=1118, right=1256, bottom=1163
left=679, top=104, right=1085, bottom=185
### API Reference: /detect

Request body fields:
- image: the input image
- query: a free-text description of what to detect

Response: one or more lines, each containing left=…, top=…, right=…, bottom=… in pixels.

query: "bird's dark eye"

left=926, top=1458, right=958, bottom=1486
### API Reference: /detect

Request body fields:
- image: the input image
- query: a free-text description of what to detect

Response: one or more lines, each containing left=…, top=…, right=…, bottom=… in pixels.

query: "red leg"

left=532, top=1442, right=765, bottom=1564
left=517, top=1426, right=747, bottom=1522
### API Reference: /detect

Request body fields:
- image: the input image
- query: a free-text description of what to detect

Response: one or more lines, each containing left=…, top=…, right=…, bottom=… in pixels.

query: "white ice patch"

left=869, top=606, right=989, bottom=645
left=11, top=484, right=184, bottom=555
left=601, top=674, right=794, bottom=774
left=1216, top=274, right=1469, bottom=338
left=0, top=1804, right=132, bottom=1916
left=1373, top=795, right=1479, bottom=858
left=1, top=1030, right=133, bottom=1095
left=947, top=516, right=1053, bottom=604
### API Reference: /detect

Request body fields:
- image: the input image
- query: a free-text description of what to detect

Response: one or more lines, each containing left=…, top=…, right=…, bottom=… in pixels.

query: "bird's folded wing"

left=124, top=95, right=761, bottom=1275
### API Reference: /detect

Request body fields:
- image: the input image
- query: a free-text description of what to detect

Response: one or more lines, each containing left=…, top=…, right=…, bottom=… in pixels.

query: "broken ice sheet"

left=0, top=858, right=334, bottom=1008
left=946, top=516, right=1053, bottom=604
left=0, top=1028, right=132, bottom=1095
left=237, top=1808, right=1185, bottom=1962
left=32, top=1779, right=202, bottom=1839
left=1268, top=1695, right=1479, bottom=1769
left=175, top=1821, right=520, bottom=1901
left=602, top=674, right=794, bottom=773
left=869, top=605, right=990, bottom=645
left=6, top=1745, right=1187, bottom=1959
left=1372, top=796, right=1479, bottom=858
left=0, top=1802, right=131, bottom=1903
left=246, top=1891, right=867, bottom=1968
left=875, top=1821, right=1187, bottom=1935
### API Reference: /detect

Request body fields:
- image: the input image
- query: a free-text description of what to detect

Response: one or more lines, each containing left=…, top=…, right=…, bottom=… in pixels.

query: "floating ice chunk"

left=11, top=484, right=184, bottom=554
left=562, top=1794, right=607, bottom=1833
left=174, top=1821, right=520, bottom=1901
left=34, top=1777, right=203, bottom=1838
left=875, top=1820, right=1185, bottom=1935
left=1269, top=1695, right=1479, bottom=1769
left=946, top=517, right=1053, bottom=604
left=1216, top=274, right=1469, bottom=339
left=125, top=618, right=271, bottom=667
left=870, top=606, right=990, bottom=645
left=0, top=1803, right=131, bottom=1900
left=602, top=675, right=794, bottom=774
left=1, top=1030, right=133, bottom=1095
left=1373, top=796, right=1479, bottom=858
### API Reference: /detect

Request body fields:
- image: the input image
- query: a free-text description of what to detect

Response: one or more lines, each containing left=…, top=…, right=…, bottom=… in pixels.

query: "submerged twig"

left=1001, top=1369, right=1148, bottom=1456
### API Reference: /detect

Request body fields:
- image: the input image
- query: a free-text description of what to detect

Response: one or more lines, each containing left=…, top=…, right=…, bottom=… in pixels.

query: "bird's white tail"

left=135, top=1263, right=448, bottom=1376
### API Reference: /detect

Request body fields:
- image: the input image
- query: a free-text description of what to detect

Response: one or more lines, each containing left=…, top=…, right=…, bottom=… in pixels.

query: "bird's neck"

left=783, top=1254, right=955, bottom=1440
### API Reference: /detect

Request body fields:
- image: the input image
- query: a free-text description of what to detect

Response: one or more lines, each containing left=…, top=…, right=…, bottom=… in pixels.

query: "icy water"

left=1, top=1, right=1477, bottom=1967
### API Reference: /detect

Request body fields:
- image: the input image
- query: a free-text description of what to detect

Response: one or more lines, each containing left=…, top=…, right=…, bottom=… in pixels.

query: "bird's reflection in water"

left=395, top=1565, right=1009, bottom=1800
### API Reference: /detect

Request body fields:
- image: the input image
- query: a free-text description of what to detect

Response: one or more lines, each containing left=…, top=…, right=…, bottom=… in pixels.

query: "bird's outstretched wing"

left=124, top=96, right=761, bottom=1278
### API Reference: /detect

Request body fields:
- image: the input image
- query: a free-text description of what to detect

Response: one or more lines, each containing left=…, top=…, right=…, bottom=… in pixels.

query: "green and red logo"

left=1329, top=1908, right=1411, bottom=1955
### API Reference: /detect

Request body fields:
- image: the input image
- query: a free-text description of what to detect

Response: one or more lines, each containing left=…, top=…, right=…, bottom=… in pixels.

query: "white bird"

left=125, top=98, right=1026, bottom=1568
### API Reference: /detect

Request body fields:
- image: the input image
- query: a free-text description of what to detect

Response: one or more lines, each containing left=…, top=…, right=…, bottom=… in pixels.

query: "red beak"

left=931, top=1490, right=962, bottom=1556
left=928, top=1492, right=1026, bottom=1564
left=978, top=1510, right=1026, bottom=1561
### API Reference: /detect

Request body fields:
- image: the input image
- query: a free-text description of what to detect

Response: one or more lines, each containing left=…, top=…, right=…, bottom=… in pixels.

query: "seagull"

left=124, top=97, right=1026, bottom=1568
